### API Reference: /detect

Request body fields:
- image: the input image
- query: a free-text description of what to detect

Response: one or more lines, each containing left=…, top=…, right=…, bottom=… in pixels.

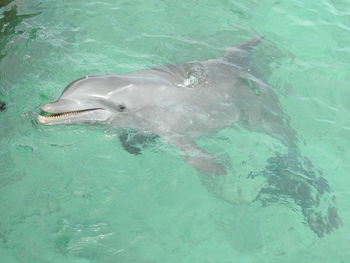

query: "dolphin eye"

left=118, top=105, right=126, bottom=111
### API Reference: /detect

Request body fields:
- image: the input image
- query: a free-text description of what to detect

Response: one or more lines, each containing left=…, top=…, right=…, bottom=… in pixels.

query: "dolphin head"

left=37, top=75, right=134, bottom=125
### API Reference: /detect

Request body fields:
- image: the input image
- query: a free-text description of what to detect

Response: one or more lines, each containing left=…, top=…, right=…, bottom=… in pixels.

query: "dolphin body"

left=38, top=37, right=341, bottom=237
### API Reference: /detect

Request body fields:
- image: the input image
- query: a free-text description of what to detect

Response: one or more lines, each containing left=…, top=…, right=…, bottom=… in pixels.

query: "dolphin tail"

left=255, top=152, right=342, bottom=237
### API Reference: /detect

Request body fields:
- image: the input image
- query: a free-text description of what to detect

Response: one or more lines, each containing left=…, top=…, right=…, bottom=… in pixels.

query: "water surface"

left=0, top=0, right=349, bottom=262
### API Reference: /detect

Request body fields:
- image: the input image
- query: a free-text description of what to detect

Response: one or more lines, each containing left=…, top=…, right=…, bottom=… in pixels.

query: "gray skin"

left=38, top=38, right=341, bottom=237
left=38, top=38, right=294, bottom=173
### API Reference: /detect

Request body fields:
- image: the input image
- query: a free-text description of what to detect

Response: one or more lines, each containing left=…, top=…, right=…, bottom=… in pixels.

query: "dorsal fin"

left=235, top=36, right=263, bottom=51
left=224, top=36, right=263, bottom=69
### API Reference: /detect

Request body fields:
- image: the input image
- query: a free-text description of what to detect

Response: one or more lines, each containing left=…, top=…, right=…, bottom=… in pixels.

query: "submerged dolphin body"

left=38, top=37, right=341, bottom=236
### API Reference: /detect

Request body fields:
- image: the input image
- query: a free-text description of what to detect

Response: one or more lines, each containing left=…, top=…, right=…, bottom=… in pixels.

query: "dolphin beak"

left=37, top=99, right=106, bottom=125
left=40, top=99, right=102, bottom=113
left=40, top=100, right=80, bottom=113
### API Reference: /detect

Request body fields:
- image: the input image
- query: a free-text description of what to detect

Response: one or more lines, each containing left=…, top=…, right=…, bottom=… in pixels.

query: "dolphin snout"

left=40, top=99, right=91, bottom=113
left=40, top=102, right=55, bottom=113
left=40, top=100, right=69, bottom=113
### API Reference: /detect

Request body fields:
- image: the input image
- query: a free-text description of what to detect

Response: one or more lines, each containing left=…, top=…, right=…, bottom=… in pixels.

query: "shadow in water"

left=254, top=153, right=342, bottom=237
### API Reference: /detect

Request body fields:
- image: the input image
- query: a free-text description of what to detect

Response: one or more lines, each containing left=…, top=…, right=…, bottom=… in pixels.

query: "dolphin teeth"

left=39, top=108, right=102, bottom=119
left=41, top=110, right=82, bottom=119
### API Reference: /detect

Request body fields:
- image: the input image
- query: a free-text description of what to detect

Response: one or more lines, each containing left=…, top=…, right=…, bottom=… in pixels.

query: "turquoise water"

left=1, top=0, right=349, bottom=262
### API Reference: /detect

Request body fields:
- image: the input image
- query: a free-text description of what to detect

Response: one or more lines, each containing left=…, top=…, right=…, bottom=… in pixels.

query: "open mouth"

left=39, top=108, right=102, bottom=120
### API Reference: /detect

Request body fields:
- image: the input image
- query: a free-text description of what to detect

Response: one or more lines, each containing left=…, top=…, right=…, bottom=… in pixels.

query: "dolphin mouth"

left=39, top=108, right=102, bottom=119
left=37, top=108, right=103, bottom=124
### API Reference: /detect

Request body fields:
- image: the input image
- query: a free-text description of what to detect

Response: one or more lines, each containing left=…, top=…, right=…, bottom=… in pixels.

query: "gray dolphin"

left=38, top=37, right=292, bottom=173
left=38, top=37, right=341, bottom=236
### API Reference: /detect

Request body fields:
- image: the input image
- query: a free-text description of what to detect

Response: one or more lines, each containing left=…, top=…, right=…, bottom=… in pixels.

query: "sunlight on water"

left=0, top=0, right=349, bottom=262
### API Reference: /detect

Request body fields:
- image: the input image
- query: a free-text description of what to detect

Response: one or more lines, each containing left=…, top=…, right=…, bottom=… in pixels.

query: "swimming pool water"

left=0, top=0, right=349, bottom=262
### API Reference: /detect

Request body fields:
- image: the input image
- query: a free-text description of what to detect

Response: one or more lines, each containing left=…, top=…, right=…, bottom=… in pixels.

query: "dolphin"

left=37, top=37, right=341, bottom=237
left=38, top=37, right=291, bottom=173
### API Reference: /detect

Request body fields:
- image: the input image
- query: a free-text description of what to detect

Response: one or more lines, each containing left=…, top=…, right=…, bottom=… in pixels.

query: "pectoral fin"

left=169, top=137, right=227, bottom=175
left=118, top=130, right=159, bottom=155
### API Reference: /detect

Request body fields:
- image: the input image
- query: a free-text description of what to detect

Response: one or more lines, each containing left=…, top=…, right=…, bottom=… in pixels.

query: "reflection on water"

left=0, top=0, right=349, bottom=262
left=0, top=0, right=40, bottom=186
left=1, top=1, right=34, bottom=58
left=0, top=0, right=40, bottom=106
